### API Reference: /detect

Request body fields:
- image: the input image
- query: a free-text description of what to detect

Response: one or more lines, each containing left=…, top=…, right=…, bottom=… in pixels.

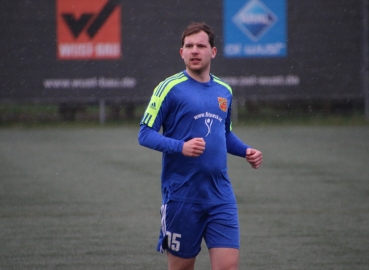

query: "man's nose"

left=191, top=46, right=199, bottom=53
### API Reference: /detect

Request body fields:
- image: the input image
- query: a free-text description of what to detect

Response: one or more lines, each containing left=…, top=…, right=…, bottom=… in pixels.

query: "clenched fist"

left=182, top=138, right=206, bottom=157
left=246, top=148, right=262, bottom=169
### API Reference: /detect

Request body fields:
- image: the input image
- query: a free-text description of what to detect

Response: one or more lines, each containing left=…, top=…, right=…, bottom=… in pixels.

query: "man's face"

left=180, top=31, right=217, bottom=75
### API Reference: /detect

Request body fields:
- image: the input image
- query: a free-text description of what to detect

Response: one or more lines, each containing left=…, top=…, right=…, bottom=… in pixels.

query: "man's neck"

left=186, top=68, right=211, bottom=83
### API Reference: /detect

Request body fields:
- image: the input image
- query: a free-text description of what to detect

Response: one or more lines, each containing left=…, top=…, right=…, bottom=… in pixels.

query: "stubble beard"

left=186, top=61, right=210, bottom=77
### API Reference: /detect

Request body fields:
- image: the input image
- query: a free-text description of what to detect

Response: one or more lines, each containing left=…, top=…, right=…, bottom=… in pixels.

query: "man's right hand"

left=182, top=138, right=206, bottom=157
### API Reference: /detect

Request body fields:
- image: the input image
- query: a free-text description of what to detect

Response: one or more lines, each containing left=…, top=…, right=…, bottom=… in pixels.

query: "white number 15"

left=166, top=232, right=182, bottom=251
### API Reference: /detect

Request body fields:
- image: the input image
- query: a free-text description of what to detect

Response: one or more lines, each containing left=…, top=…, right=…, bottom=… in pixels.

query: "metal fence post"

left=363, top=0, right=369, bottom=121
left=99, top=99, right=106, bottom=125
left=232, top=98, right=238, bottom=124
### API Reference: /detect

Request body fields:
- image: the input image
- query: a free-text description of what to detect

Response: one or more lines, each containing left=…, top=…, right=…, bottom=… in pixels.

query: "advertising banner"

left=224, top=0, right=287, bottom=58
left=0, top=0, right=363, bottom=102
left=56, top=0, right=121, bottom=60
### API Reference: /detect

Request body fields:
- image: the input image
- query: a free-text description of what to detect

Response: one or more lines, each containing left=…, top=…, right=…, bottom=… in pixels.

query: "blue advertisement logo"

left=224, top=0, right=287, bottom=58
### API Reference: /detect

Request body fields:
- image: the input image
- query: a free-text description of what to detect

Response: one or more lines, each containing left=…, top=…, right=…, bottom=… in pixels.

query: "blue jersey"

left=139, top=71, right=249, bottom=204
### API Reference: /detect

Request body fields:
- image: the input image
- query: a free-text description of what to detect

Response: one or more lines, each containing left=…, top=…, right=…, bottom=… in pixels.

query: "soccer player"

left=138, top=22, right=262, bottom=270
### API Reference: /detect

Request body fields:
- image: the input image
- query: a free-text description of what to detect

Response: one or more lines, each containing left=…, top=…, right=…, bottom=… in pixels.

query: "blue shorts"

left=157, top=201, right=240, bottom=258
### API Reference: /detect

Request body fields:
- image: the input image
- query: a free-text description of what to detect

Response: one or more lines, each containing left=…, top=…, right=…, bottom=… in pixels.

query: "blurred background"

left=0, top=0, right=368, bottom=126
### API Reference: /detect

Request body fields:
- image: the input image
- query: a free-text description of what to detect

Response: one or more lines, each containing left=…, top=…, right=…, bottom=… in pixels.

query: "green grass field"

left=1, top=125, right=369, bottom=269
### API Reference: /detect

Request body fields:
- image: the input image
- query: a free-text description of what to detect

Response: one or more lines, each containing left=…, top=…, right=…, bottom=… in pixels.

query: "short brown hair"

left=181, top=22, right=215, bottom=48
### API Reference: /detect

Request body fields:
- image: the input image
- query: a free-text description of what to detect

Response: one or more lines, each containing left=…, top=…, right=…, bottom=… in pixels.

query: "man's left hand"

left=246, top=148, right=263, bottom=169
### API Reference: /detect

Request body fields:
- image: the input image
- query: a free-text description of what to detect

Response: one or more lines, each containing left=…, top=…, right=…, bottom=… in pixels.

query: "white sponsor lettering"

left=99, top=77, right=120, bottom=88
left=58, top=42, right=120, bottom=58
left=95, top=43, right=120, bottom=57
left=119, top=77, right=136, bottom=88
left=43, top=77, right=137, bottom=89
left=71, top=78, right=98, bottom=88
left=284, top=75, right=300, bottom=85
left=194, top=112, right=222, bottom=122
left=194, top=113, right=205, bottom=120
left=258, top=76, right=284, bottom=85
left=244, top=43, right=285, bottom=55
left=59, top=43, right=94, bottom=57
left=225, top=43, right=285, bottom=56
left=221, top=75, right=300, bottom=86
left=224, top=43, right=242, bottom=55
left=43, top=79, right=70, bottom=88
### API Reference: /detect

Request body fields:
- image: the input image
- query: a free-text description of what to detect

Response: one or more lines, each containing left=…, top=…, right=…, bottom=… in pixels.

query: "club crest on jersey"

left=218, top=97, right=227, bottom=112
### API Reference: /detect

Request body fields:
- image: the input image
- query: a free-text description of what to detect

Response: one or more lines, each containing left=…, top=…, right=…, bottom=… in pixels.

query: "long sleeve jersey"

left=138, top=71, right=249, bottom=204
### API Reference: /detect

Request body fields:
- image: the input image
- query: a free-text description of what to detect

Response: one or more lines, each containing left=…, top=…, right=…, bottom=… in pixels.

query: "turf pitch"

left=0, top=126, right=368, bottom=269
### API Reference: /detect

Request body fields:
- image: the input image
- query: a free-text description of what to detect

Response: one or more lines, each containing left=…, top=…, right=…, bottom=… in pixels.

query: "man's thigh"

left=167, top=252, right=196, bottom=270
left=209, top=248, right=239, bottom=270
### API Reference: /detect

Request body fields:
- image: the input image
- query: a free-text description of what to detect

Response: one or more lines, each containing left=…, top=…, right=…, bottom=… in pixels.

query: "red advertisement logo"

left=56, top=0, right=121, bottom=60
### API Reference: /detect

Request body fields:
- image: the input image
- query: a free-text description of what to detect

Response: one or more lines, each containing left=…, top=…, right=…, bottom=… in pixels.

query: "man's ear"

left=212, top=47, right=217, bottom=58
